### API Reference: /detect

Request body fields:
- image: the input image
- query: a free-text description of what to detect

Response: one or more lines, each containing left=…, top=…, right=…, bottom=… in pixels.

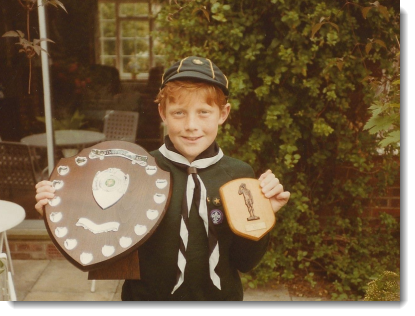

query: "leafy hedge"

left=155, top=0, right=400, bottom=300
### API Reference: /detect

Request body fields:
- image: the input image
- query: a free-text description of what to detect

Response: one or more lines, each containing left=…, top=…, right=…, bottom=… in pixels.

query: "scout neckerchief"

left=159, top=136, right=222, bottom=294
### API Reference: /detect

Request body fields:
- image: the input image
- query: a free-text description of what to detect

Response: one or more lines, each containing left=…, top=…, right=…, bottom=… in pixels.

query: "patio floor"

left=9, top=259, right=325, bottom=302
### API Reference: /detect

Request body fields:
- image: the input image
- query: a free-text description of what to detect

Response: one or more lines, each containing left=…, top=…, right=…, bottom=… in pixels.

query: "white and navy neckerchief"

left=159, top=136, right=223, bottom=294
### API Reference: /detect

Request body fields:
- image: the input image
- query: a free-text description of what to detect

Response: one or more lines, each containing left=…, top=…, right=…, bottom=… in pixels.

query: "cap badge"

left=192, top=59, right=204, bottom=65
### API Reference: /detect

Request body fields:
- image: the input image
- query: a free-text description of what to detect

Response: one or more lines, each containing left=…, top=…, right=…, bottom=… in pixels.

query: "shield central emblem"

left=92, top=168, right=129, bottom=209
left=44, top=141, right=171, bottom=272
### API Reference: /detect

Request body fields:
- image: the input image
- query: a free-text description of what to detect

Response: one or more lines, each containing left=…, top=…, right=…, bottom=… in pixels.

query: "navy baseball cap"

left=160, top=56, right=229, bottom=96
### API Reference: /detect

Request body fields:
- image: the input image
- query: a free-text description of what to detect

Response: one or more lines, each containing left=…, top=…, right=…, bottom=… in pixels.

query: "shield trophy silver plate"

left=44, top=141, right=171, bottom=272
left=92, top=168, right=130, bottom=210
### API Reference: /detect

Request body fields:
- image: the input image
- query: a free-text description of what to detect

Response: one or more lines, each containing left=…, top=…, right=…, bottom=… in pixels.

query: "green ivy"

left=155, top=0, right=400, bottom=300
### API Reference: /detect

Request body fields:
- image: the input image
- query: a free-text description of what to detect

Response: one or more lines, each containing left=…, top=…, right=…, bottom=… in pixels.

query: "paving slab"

left=9, top=260, right=327, bottom=302
left=291, top=296, right=327, bottom=301
left=12, top=260, right=49, bottom=301
left=23, top=291, right=116, bottom=301
left=243, top=285, right=291, bottom=301
left=112, top=281, right=123, bottom=301
left=30, top=260, right=119, bottom=293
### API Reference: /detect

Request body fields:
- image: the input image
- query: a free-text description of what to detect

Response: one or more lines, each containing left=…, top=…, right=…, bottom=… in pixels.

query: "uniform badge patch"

left=210, top=209, right=224, bottom=225
left=213, top=197, right=221, bottom=206
left=192, top=58, right=204, bottom=65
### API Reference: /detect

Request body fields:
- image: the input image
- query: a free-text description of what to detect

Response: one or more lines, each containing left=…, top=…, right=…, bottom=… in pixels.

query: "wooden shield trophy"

left=44, top=141, right=171, bottom=280
left=219, top=178, right=275, bottom=241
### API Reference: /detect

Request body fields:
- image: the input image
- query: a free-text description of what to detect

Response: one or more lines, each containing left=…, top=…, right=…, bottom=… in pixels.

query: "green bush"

left=155, top=0, right=400, bottom=300
left=364, top=271, right=400, bottom=301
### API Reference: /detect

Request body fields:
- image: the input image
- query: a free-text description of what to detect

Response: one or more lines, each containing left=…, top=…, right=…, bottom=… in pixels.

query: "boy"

left=35, top=56, right=290, bottom=301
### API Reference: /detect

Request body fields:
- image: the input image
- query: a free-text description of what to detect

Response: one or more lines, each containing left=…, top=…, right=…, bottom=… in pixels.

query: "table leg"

left=1, top=232, right=14, bottom=275
left=0, top=232, right=3, bottom=253
left=0, top=233, right=6, bottom=300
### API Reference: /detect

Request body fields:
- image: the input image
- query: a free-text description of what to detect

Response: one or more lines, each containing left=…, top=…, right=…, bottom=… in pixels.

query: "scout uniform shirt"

left=121, top=146, right=270, bottom=301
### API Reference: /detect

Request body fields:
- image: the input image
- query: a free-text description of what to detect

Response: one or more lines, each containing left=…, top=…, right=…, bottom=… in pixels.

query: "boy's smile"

left=159, top=93, right=230, bottom=163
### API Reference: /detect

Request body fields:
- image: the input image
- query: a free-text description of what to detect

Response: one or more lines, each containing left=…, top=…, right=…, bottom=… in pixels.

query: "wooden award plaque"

left=219, top=178, right=275, bottom=241
left=44, top=141, right=171, bottom=280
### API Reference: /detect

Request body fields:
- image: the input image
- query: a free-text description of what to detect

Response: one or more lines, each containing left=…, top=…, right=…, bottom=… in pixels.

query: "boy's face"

left=159, top=92, right=230, bottom=163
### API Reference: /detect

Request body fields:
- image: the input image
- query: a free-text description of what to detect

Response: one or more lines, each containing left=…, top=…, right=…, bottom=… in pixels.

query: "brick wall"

left=366, top=166, right=400, bottom=218
left=9, top=239, right=64, bottom=260
left=368, top=185, right=400, bottom=218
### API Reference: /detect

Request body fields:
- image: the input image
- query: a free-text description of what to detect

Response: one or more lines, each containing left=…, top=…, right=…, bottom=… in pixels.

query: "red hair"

left=155, top=80, right=227, bottom=115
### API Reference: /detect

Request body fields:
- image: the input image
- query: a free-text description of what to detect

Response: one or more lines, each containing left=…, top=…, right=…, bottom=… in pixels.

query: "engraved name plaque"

left=219, top=178, right=275, bottom=241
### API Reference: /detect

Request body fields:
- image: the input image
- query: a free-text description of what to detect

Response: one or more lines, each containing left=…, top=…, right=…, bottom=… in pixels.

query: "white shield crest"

left=92, top=168, right=129, bottom=209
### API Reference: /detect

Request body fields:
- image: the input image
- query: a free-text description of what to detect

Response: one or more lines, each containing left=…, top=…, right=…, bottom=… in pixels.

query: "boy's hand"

left=258, top=170, right=290, bottom=213
left=35, top=180, right=56, bottom=216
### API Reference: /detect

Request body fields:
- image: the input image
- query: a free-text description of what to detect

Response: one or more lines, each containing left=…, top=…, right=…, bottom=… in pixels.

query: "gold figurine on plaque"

left=220, top=178, right=276, bottom=241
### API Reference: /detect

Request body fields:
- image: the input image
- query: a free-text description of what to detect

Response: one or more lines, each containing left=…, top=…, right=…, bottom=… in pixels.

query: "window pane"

left=123, top=55, right=149, bottom=74
left=99, top=3, right=115, bottom=19
left=102, top=39, right=116, bottom=55
left=153, top=38, right=163, bottom=55
left=136, top=38, right=149, bottom=52
left=121, top=38, right=149, bottom=57
left=122, top=39, right=136, bottom=55
left=151, top=3, right=162, bottom=15
left=119, top=3, right=148, bottom=17
left=101, top=21, right=116, bottom=37
left=121, top=21, right=149, bottom=38
left=101, top=56, right=116, bottom=67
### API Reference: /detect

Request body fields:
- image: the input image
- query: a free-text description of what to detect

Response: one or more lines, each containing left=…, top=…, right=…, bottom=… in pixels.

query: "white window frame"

left=97, top=0, right=156, bottom=80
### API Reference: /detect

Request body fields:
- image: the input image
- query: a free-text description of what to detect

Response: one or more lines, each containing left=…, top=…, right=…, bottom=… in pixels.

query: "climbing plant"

left=1, top=0, right=67, bottom=93
left=155, top=0, right=400, bottom=300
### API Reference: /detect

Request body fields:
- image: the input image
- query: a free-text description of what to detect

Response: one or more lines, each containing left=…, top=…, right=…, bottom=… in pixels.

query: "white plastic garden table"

left=0, top=200, right=26, bottom=275
left=21, top=130, right=106, bottom=157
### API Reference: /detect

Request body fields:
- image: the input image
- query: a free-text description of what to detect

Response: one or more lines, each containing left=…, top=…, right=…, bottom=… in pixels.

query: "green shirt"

left=121, top=150, right=270, bottom=301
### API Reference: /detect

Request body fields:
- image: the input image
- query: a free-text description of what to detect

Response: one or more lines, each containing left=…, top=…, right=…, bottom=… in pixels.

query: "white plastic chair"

left=103, top=110, right=139, bottom=143
left=0, top=253, right=17, bottom=301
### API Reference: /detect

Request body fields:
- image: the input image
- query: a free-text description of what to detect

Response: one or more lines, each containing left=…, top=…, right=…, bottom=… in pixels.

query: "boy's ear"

left=218, top=103, right=231, bottom=125
left=158, top=104, right=166, bottom=122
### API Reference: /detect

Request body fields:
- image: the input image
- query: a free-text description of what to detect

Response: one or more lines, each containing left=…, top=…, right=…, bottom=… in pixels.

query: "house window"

left=98, top=0, right=162, bottom=80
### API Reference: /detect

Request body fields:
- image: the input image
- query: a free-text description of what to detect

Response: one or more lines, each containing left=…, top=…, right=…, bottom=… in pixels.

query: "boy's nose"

left=184, top=114, right=198, bottom=130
